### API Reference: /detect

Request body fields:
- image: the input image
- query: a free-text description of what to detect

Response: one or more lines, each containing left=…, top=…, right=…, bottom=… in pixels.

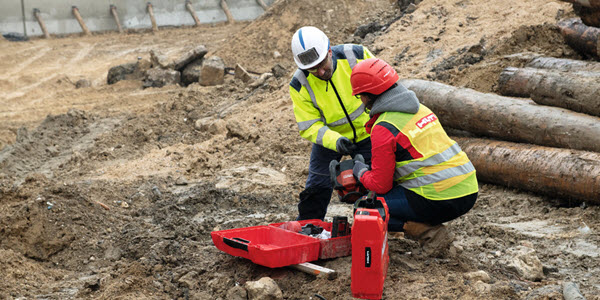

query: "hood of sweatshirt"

left=369, top=82, right=420, bottom=117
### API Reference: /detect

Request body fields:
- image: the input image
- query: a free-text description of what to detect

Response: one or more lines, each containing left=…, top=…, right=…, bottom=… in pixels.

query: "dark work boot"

left=297, top=187, right=332, bottom=220
left=403, top=221, right=455, bottom=257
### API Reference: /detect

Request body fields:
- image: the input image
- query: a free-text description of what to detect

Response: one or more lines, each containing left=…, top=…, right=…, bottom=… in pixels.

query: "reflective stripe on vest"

left=399, top=161, right=475, bottom=189
left=316, top=126, right=330, bottom=146
left=294, top=69, right=323, bottom=118
left=344, top=44, right=357, bottom=68
left=394, top=142, right=463, bottom=178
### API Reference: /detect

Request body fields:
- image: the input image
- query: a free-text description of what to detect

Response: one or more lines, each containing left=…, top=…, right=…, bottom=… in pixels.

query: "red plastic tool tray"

left=211, top=219, right=351, bottom=268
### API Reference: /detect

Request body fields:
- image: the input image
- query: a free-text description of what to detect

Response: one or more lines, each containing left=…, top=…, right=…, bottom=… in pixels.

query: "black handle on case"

left=223, top=237, right=249, bottom=252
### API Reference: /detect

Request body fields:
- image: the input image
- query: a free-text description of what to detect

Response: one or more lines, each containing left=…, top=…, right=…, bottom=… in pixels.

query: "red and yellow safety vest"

left=373, top=106, right=478, bottom=200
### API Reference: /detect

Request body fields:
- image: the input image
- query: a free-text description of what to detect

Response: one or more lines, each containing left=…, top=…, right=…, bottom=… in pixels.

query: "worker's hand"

left=353, top=160, right=369, bottom=181
left=336, top=137, right=357, bottom=155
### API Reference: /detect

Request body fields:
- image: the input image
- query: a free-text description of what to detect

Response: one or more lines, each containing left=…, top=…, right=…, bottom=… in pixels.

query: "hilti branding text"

left=416, top=113, right=438, bottom=129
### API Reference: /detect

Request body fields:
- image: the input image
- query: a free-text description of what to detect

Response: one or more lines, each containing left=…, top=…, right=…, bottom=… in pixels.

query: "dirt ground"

left=1, top=0, right=599, bottom=299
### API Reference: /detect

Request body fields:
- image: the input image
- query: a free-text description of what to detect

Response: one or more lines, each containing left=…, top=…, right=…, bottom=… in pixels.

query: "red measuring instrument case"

left=351, top=192, right=390, bottom=299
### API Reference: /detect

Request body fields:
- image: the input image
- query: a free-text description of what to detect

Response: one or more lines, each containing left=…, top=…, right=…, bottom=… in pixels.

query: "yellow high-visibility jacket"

left=289, top=44, right=374, bottom=151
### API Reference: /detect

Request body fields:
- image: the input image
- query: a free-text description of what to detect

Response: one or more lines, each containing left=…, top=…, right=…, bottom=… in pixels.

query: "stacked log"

left=497, top=67, right=600, bottom=117
left=573, top=4, right=600, bottom=27
left=400, top=79, right=600, bottom=153
left=560, top=0, right=600, bottom=26
left=526, top=56, right=600, bottom=72
left=558, top=18, right=600, bottom=58
left=454, top=137, right=600, bottom=203
left=560, top=0, right=600, bottom=8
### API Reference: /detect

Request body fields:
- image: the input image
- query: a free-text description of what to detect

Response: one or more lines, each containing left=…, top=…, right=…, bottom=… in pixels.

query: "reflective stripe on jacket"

left=289, top=44, right=373, bottom=150
left=374, top=106, right=479, bottom=200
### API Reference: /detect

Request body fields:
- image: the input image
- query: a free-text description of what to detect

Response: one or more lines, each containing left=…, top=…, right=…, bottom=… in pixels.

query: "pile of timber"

left=558, top=18, right=600, bottom=58
left=557, top=1, right=600, bottom=58
left=401, top=78, right=600, bottom=204
left=560, top=0, right=600, bottom=27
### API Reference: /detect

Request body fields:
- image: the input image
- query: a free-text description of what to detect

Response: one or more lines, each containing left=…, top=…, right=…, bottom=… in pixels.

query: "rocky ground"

left=0, top=0, right=598, bottom=299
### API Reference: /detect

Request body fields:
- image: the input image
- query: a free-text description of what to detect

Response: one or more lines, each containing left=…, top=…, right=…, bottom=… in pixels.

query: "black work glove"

left=336, top=137, right=357, bottom=155
left=353, top=160, right=369, bottom=181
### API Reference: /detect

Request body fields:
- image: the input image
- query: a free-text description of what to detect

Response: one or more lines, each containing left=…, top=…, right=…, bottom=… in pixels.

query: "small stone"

left=75, top=79, right=91, bottom=88
left=406, top=3, right=417, bottom=13
left=235, top=63, right=254, bottom=83
left=273, top=51, right=282, bottom=59
left=175, top=176, right=188, bottom=186
left=143, top=68, right=181, bottom=88
left=172, top=45, right=208, bottom=70
left=150, top=49, right=170, bottom=69
left=508, top=246, right=544, bottom=281
left=107, top=62, right=137, bottom=85
left=249, top=73, right=273, bottom=88
left=563, top=282, right=585, bottom=300
left=199, top=56, right=225, bottom=86
left=244, top=277, right=283, bottom=300
left=178, top=271, right=199, bottom=290
left=151, top=186, right=162, bottom=200
left=464, top=270, right=491, bottom=283
left=226, top=285, right=248, bottom=300
left=181, top=58, right=204, bottom=85
left=271, top=64, right=287, bottom=78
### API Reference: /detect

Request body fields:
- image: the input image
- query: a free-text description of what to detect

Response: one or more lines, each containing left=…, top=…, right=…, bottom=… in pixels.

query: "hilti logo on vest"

left=416, top=113, right=438, bottom=129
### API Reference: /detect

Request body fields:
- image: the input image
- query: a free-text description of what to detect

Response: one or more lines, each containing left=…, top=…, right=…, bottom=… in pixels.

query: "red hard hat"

left=351, top=58, right=399, bottom=96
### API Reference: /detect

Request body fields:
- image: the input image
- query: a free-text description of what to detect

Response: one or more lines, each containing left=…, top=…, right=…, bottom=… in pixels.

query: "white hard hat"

left=291, top=26, right=330, bottom=70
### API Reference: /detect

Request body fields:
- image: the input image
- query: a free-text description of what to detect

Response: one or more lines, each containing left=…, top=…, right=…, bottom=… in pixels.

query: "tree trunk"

left=400, top=79, right=600, bottom=152
left=527, top=56, right=600, bottom=72
left=454, top=137, right=600, bottom=203
left=557, top=18, right=600, bottom=58
left=498, top=67, right=600, bottom=117
left=573, top=3, right=600, bottom=27
left=560, top=0, right=600, bottom=8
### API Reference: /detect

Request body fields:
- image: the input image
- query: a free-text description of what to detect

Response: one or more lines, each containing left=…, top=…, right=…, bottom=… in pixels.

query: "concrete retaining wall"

left=0, top=0, right=274, bottom=37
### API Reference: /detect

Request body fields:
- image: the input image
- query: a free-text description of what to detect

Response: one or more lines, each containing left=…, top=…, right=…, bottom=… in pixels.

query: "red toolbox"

left=270, top=219, right=352, bottom=260
left=211, top=219, right=351, bottom=268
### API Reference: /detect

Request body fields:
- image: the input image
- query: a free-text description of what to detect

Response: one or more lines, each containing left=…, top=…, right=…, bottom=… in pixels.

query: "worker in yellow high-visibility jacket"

left=289, top=26, right=374, bottom=220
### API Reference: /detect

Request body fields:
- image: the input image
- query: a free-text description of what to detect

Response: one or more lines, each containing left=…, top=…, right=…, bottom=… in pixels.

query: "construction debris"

left=142, top=68, right=181, bottom=88
left=235, top=63, right=255, bottom=83
left=199, top=56, right=225, bottom=86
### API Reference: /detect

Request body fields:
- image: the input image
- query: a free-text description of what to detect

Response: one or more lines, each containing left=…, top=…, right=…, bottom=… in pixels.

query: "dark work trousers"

left=381, top=185, right=478, bottom=232
left=297, top=138, right=372, bottom=220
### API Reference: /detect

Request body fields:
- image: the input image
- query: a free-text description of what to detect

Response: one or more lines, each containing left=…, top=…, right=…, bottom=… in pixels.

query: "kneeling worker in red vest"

left=349, top=58, right=479, bottom=256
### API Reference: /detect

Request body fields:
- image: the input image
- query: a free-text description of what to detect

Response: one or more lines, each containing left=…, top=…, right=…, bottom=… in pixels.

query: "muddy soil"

left=1, top=0, right=598, bottom=299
